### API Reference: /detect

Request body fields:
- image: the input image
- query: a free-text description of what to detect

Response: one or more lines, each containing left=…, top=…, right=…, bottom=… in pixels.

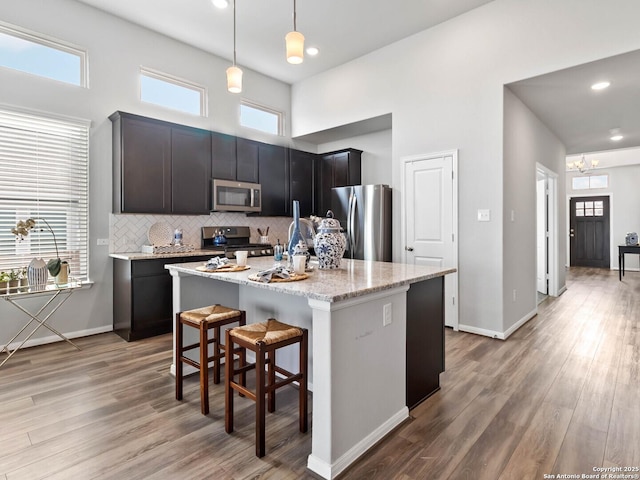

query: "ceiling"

left=72, top=0, right=495, bottom=85
left=72, top=0, right=640, bottom=155
left=508, top=49, right=640, bottom=156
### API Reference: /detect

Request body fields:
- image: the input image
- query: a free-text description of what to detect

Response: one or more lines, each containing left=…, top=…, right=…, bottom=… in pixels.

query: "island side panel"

left=307, top=286, right=409, bottom=480
left=406, top=276, right=445, bottom=409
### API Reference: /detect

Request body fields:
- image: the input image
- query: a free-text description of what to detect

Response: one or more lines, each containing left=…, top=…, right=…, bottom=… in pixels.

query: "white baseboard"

left=459, top=308, right=537, bottom=340
left=503, top=308, right=537, bottom=339
left=458, top=324, right=504, bottom=340
left=307, top=407, right=408, bottom=479
left=4, top=325, right=113, bottom=351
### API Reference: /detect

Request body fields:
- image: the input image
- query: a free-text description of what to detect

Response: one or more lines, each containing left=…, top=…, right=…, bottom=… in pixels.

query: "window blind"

left=0, top=107, right=89, bottom=281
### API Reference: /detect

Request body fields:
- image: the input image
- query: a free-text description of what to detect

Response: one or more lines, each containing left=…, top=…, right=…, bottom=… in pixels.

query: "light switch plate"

left=477, top=209, right=491, bottom=222
left=96, top=238, right=109, bottom=246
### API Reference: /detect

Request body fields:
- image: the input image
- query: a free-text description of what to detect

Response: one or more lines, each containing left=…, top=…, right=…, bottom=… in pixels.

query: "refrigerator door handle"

left=349, top=192, right=357, bottom=257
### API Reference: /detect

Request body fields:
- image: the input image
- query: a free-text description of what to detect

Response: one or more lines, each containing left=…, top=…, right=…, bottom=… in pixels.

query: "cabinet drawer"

left=132, top=258, right=179, bottom=277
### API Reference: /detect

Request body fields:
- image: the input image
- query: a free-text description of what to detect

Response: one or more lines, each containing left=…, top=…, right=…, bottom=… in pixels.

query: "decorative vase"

left=27, top=257, right=48, bottom=289
left=313, top=211, right=347, bottom=269
left=55, top=261, right=69, bottom=285
left=287, top=200, right=305, bottom=265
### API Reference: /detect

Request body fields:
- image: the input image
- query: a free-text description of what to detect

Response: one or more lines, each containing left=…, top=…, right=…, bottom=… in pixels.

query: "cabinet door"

left=120, top=116, right=171, bottom=213
left=132, top=274, right=173, bottom=332
left=316, top=155, right=335, bottom=216
left=333, top=152, right=350, bottom=187
left=290, top=149, right=315, bottom=217
left=171, top=126, right=212, bottom=214
left=236, top=137, right=259, bottom=184
left=211, top=131, right=237, bottom=180
left=257, top=143, right=288, bottom=216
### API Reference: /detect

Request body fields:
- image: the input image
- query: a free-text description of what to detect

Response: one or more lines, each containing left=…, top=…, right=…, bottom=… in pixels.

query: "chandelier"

left=567, top=154, right=599, bottom=174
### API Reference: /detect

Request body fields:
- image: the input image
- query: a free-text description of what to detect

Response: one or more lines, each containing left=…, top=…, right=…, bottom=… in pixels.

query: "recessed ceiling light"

left=610, top=134, right=623, bottom=141
left=212, top=0, right=229, bottom=9
left=306, top=46, right=319, bottom=56
left=591, top=81, right=610, bottom=90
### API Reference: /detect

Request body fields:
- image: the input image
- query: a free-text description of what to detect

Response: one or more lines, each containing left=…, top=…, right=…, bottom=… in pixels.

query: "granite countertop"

left=109, top=249, right=222, bottom=261
left=165, top=256, right=456, bottom=303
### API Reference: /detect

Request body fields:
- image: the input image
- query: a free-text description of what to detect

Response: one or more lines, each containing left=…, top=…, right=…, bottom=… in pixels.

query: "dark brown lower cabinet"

left=406, top=276, right=445, bottom=409
left=113, top=255, right=211, bottom=341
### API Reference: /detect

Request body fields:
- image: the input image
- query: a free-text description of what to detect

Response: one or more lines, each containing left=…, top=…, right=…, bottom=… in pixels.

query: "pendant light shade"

left=286, top=0, right=304, bottom=64
left=286, top=31, right=305, bottom=64
left=226, top=65, right=243, bottom=93
left=226, top=0, right=242, bottom=93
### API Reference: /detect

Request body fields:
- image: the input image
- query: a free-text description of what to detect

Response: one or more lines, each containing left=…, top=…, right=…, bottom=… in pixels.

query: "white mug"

left=292, top=255, right=306, bottom=275
left=234, top=250, right=248, bottom=266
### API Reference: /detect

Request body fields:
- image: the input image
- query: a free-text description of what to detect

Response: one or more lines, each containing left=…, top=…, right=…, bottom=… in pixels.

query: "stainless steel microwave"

left=211, top=179, right=262, bottom=213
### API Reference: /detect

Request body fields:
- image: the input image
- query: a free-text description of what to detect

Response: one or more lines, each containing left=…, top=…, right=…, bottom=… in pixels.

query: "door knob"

left=405, top=246, right=414, bottom=252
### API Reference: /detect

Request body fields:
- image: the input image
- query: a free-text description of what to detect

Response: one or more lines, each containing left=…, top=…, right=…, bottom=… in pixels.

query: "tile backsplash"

left=110, top=213, right=293, bottom=253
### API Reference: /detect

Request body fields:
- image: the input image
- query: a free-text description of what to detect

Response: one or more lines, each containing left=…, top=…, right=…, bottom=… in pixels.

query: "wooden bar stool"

left=176, top=304, right=246, bottom=415
left=225, top=318, right=308, bottom=457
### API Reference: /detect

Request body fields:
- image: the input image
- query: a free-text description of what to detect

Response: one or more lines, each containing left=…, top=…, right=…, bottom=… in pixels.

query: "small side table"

left=618, top=244, right=640, bottom=281
left=1, top=279, right=82, bottom=368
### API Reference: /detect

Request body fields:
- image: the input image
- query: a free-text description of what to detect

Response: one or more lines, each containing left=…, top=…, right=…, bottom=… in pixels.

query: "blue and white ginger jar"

left=313, top=211, right=346, bottom=269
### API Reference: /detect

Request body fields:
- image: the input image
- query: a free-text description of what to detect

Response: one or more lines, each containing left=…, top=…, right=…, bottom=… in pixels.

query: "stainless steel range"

left=201, top=226, right=273, bottom=259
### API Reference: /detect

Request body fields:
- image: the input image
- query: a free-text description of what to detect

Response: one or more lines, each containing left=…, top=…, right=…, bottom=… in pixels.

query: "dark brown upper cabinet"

left=256, top=142, right=288, bottom=216
left=289, top=149, right=315, bottom=218
left=236, top=137, right=260, bottom=184
left=211, top=131, right=237, bottom=181
left=111, top=112, right=172, bottom=214
left=110, top=112, right=212, bottom=215
left=171, top=126, right=211, bottom=214
left=315, top=148, right=362, bottom=217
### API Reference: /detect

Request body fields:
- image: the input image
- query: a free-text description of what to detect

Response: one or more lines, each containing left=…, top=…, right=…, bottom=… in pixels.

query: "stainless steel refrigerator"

left=331, top=184, right=392, bottom=261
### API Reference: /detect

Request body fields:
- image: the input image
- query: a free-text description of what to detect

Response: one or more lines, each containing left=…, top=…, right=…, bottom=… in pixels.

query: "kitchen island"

left=166, top=257, right=455, bottom=480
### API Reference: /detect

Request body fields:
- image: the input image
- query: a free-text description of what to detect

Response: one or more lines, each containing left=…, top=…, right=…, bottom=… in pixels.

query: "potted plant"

left=0, top=271, right=9, bottom=292
left=12, top=218, right=63, bottom=279
left=18, top=267, right=28, bottom=291
left=8, top=269, right=19, bottom=291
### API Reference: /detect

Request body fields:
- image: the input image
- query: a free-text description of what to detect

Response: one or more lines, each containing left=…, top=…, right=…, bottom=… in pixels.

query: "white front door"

left=403, top=151, right=458, bottom=329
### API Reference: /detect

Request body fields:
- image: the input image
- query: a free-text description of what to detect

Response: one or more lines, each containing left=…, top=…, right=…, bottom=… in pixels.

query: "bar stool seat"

left=225, top=318, right=308, bottom=457
left=176, top=304, right=246, bottom=415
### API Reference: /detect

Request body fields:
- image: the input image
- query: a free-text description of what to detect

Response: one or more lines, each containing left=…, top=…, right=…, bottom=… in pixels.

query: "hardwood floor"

left=1, top=267, right=638, bottom=479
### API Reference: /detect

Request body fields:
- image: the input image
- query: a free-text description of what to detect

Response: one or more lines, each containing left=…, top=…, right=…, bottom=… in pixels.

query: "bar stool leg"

left=175, top=313, right=183, bottom=401
left=199, top=323, right=209, bottom=415
left=256, top=341, right=267, bottom=458
left=213, top=324, right=221, bottom=385
left=225, top=329, right=234, bottom=434
left=267, top=349, right=276, bottom=413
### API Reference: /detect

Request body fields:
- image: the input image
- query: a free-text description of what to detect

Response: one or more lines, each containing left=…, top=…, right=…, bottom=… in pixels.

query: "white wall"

left=567, top=165, right=640, bottom=271
left=0, top=0, right=291, bottom=345
left=318, top=129, right=392, bottom=186
left=291, top=0, right=640, bottom=336
left=503, top=88, right=566, bottom=334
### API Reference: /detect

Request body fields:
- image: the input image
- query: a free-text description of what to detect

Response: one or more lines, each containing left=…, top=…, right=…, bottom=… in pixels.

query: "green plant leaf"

left=47, top=258, right=62, bottom=276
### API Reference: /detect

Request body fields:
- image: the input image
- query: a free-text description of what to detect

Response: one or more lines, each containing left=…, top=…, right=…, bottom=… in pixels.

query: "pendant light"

left=285, top=0, right=304, bottom=64
left=226, top=0, right=242, bottom=93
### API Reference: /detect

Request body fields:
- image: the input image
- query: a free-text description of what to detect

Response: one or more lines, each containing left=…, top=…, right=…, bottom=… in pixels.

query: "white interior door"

left=403, top=152, right=458, bottom=329
left=536, top=177, right=548, bottom=294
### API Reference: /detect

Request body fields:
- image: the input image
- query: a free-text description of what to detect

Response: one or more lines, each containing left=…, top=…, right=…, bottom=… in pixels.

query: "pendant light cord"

left=293, top=0, right=297, bottom=32
left=233, top=0, right=237, bottom=65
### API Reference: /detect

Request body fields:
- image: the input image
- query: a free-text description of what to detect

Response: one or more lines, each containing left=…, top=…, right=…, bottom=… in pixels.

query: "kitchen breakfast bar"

left=166, top=257, right=455, bottom=480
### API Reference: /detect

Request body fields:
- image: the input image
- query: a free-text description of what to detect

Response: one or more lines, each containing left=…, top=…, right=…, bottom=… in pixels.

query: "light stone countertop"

left=166, top=256, right=456, bottom=303
left=109, top=249, right=222, bottom=261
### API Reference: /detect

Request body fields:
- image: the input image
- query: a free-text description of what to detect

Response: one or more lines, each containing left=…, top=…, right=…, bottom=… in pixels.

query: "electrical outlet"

left=96, top=238, right=109, bottom=246
left=512, top=289, right=517, bottom=302
left=383, top=303, right=393, bottom=326
left=477, top=209, right=491, bottom=222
